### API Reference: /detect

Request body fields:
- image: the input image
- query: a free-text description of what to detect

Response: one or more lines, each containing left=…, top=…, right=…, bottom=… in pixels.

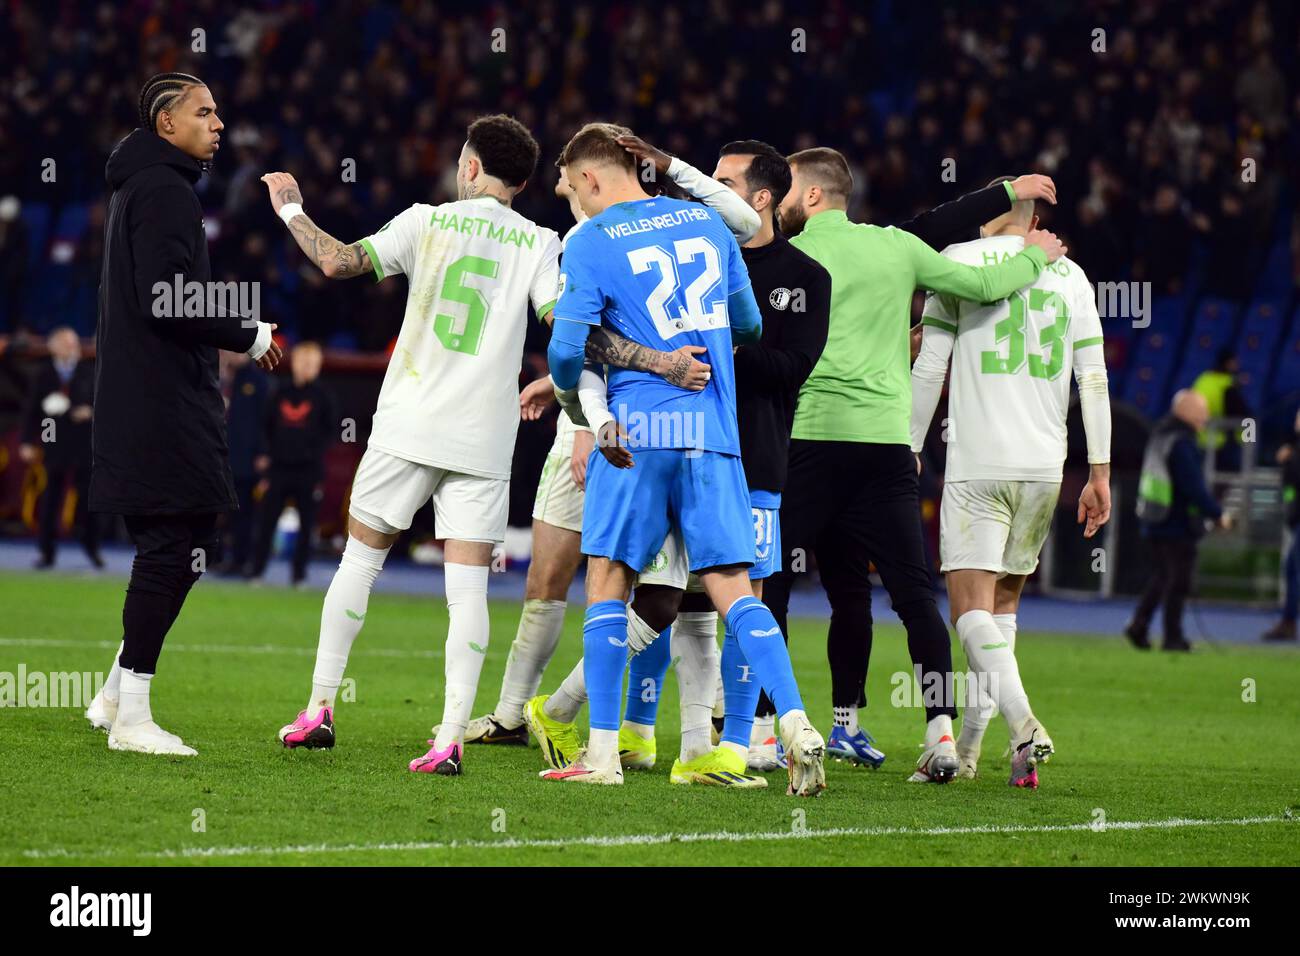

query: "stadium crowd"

left=1, top=0, right=1296, bottom=346
left=0, top=0, right=1296, bottom=604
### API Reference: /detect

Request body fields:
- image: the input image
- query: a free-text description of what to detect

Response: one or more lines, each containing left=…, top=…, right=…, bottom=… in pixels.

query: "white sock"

left=495, top=598, right=567, bottom=727
left=672, top=612, right=720, bottom=762
left=434, top=563, right=491, bottom=750
left=588, top=726, right=619, bottom=766
left=993, top=612, right=1017, bottom=652
left=116, top=669, right=153, bottom=728
left=103, top=641, right=124, bottom=701
left=308, top=536, right=389, bottom=717
left=925, top=713, right=954, bottom=747
left=960, top=612, right=1015, bottom=754
left=750, top=714, right=775, bottom=746
left=833, top=704, right=859, bottom=735
left=956, top=608, right=1031, bottom=733
left=546, top=659, right=586, bottom=722
left=622, top=719, right=654, bottom=739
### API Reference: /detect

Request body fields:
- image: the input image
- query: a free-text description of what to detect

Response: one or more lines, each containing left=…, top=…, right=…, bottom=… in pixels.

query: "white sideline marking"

left=20, top=815, right=1290, bottom=861
left=0, top=637, right=440, bottom=660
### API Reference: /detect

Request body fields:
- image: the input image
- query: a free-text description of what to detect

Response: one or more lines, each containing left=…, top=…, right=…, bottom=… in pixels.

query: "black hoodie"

left=90, top=128, right=258, bottom=515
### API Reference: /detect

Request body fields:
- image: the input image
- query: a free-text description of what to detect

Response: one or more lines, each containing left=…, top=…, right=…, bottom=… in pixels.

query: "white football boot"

left=84, top=690, right=118, bottom=732
left=108, top=721, right=197, bottom=756
left=909, top=733, right=960, bottom=783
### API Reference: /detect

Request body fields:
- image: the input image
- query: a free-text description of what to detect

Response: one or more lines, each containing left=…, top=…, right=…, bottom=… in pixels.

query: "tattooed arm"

left=584, top=326, right=712, bottom=391
left=260, top=172, right=372, bottom=279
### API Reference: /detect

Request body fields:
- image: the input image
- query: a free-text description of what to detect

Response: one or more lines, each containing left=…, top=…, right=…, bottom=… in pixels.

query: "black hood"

left=105, top=128, right=204, bottom=190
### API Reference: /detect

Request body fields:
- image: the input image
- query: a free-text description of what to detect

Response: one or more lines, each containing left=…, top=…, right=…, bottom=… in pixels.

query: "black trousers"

left=763, top=440, right=956, bottom=722
left=120, top=513, right=219, bottom=674
left=37, top=462, right=98, bottom=561
left=251, top=465, right=321, bottom=583
left=1130, top=537, right=1197, bottom=646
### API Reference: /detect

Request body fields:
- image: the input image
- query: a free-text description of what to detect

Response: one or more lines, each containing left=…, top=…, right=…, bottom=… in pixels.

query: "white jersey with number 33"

left=915, top=235, right=1105, bottom=483
left=360, top=198, right=562, bottom=478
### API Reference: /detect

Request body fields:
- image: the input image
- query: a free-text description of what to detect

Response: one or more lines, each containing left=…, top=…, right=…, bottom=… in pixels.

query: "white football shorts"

left=349, top=445, right=508, bottom=544
left=939, top=479, right=1060, bottom=577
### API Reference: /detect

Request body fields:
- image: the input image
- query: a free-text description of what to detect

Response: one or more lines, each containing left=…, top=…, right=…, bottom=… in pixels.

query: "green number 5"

left=436, top=255, right=501, bottom=355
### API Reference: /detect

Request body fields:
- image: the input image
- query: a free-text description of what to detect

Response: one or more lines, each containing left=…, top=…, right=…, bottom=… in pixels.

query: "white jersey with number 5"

left=912, top=235, right=1105, bottom=483
left=360, top=198, right=561, bottom=478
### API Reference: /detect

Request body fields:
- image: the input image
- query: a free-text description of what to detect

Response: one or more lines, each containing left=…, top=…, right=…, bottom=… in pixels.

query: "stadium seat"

left=1254, top=238, right=1294, bottom=300
left=1269, top=305, right=1300, bottom=404
left=1170, top=296, right=1243, bottom=392
left=20, top=201, right=53, bottom=273
left=1121, top=295, right=1189, bottom=416
left=1236, top=299, right=1289, bottom=411
left=52, top=202, right=91, bottom=243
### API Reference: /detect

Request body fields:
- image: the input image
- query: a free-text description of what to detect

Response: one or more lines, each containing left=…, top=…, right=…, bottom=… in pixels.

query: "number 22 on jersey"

left=627, top=237, right=726, bottom=340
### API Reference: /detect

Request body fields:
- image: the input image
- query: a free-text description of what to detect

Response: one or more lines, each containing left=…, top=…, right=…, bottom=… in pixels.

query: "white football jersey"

left=916, top=235, right=1105, bottom=482
left=361, top=198, right=561, bottom=478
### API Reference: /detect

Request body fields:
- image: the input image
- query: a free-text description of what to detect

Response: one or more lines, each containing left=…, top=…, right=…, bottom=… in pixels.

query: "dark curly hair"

left=466, top=114, right=540, bottom=188
left=138, top=72, right=205, bottom=131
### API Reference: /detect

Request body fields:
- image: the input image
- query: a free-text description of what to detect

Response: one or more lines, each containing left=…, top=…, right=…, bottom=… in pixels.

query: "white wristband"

left=247, top=322, right=273, bottom=360
left=278, top=203, right=304, bottom=225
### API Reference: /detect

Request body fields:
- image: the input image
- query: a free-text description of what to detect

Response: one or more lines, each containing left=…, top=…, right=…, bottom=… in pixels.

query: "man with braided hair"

left=83, top=73, right=283, bottom=756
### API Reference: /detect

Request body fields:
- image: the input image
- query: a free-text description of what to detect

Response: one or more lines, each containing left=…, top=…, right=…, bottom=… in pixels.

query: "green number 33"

left=980, top=288, right=1070, bottom=380
left=436, top=254, right=501, bottom=355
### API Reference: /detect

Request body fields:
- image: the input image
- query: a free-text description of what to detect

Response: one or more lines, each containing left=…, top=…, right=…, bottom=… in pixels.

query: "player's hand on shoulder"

left=661, top=345, right=711, bottom=391
left=1011, top=174, right=1057, bottom=205
left=615, top=135, right=671, bottom=179
left=596, top=420, right=634, bottom=469
left=571, top=428, right=595, bottom=489
left=1025, top=228, right=1066, bottom=263
left=519, top=375, right=556, bottom=421
left=260, top=172, right=303, bottom=215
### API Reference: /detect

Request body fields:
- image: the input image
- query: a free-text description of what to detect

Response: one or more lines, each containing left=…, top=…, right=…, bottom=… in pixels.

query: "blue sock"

left=726, top=595, right=804, bottom=718
left=720, top=631, right=760, bottom=748
left=623, top=623, right=672, bottom=726
left=583, top=600, right=629, bottom=732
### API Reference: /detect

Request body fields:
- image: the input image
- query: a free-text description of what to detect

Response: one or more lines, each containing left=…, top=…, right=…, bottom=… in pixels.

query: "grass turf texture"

left=1, top=571, right=1297, bottom=867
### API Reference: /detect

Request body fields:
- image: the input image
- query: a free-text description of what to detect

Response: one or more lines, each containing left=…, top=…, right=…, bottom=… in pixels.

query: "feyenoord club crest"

left=769, top=287, right=792, bottom=310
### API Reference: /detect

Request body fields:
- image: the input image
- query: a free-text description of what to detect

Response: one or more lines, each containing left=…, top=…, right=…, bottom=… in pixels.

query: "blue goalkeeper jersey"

left=552, top=196, right=752, bottom=457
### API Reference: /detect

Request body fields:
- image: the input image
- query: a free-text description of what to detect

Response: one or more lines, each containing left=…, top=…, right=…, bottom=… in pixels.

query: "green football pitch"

left=1, top=572, right=1297, bottom=867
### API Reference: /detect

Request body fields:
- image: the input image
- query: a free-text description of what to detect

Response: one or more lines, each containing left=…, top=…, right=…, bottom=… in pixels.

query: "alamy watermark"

left=153, top=274, right=260, bottom=327
left=0, top=666, right=104, bottom=708
left=890, top=665, right=999, bottom=713
left=610, top=404, right=706, bottom=457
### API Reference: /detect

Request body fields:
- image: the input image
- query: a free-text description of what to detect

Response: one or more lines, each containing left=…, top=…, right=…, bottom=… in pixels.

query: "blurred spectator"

left=18, top=327, right=100, bottom=568
left=1191, top=348, right=1251, bottom=469
left=249, top=341, right=336, bottom=586
left=1, top=0, right=1295, bottom=344
left=217, top=350, right=270, bottom=575
left=1126, top=390, right=1231, bottom=651
left=0, top=197, right=29, bottom=332
left=1261, top=408, right=1299, bottom=642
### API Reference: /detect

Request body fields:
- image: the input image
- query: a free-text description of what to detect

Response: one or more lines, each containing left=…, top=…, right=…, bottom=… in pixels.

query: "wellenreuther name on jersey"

left=602, top=205, right=712, bottom=239
left=428, top=210, right=536, bottom=248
